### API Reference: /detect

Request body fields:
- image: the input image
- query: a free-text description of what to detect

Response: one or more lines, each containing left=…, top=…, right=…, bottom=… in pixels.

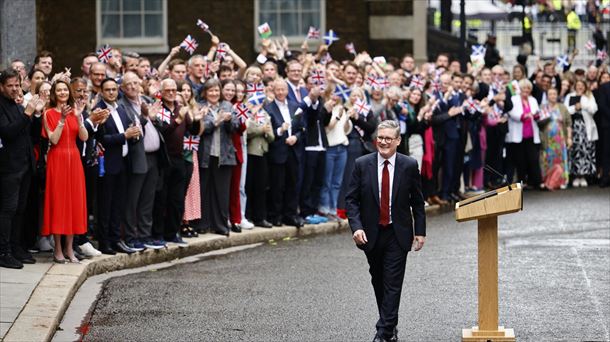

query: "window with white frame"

left=255, top=0, right=325, bottom=47
left=97, top=0, right=168, bottom=53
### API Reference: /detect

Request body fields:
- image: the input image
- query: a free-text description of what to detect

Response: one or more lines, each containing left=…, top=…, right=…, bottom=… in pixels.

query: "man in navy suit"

left=346, top=120, right=426, bottom=342
left=95, top=78, right=141, bottom=254
left=264, top=78, right=305, bottom=228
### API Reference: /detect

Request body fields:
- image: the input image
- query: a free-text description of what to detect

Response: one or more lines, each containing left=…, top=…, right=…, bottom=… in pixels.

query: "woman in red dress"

left=41, top=80, right=88, bottom=263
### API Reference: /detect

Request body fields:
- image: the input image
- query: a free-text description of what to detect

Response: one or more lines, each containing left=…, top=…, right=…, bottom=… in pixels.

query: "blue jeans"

left=319, top=145, right=347, bottom=215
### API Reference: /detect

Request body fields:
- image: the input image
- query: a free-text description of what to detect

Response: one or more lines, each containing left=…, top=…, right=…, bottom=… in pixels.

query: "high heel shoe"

left=53, top=257, right=67, bottom=264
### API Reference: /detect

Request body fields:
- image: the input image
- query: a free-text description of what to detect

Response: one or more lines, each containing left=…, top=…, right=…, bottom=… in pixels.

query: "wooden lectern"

left=455, top=183, right=523, bottom=342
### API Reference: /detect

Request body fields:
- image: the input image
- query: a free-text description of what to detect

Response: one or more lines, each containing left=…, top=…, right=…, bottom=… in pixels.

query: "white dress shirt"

left=377, top=152, right=396, bottom=221
left=275, top=99, right=292, bottom=136
left=105, top=101, right=128, bottom=157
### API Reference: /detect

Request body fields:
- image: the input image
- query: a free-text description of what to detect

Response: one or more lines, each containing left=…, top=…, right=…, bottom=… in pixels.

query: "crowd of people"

left=1, top=29, right=609, bottom=270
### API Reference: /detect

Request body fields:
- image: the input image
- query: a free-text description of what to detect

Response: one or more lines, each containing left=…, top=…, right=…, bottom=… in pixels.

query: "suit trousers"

left=124, top=153, right=159, bottom=242
left=97, top=164, right=127, bottom=247
left=75, top=164, right=99, bottom=246
left=201, top=156, right=232, bottom=234
left=441, top=138, right=460, bottom=199
left=365, top=227, right=408, bottom=339
left=267, top=151, right=299, bottom=222
left=159, top=157, right=187, bottom=240
left=229, top=162, right=243, bottom=225
left=507, top=139, right=541, bottom=187
left=299, top=150, right=326, bottom=218
left=245, top=154, right=269, bottom=223
left=0, top=167, right=31, bottom=254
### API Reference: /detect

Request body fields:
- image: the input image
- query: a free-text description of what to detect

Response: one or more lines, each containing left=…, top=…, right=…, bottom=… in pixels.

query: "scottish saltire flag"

left=333, top=84, right=351, bottom=102
left=96, top=45, right=113, bottom=63
left=248, top=91, right=266, bottom=106
left=471, top=45, right=486, bottom=56
left=180, top=35, right=199, bottom=55
left=323, top=30, right=339, bottom=46
left=556, top=55, right=570, bottom=68
left=307, top=26, right=320, bottom=40
left=183, top=135, right=200, bottom=151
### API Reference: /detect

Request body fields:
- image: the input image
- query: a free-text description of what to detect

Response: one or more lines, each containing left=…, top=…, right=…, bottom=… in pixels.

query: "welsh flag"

left=258, top=22, right=272, bottom=38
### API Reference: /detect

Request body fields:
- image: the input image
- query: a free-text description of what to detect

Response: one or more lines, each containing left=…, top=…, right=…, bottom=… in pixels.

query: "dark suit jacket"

left=264, top=99, right=305, bottom=164
left=0, top=95, right=35, bottom=174
left=118, top=97, right=147, bottom=174
left=597, top=82, right=610, bottom=128
left=95, top=100, right=133, bottom=175
left=345, top=152, right=426, bottom=253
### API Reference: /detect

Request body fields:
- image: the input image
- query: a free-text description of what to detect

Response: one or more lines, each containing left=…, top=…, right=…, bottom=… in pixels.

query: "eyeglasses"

left=376, top=136, right=396, bottom=143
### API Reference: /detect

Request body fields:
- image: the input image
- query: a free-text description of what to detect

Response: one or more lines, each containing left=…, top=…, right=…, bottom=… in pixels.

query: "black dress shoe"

left=214, top=229, right=230, bottom=236
left=12, top=248, right=36, bottom=264
left=294, top=216, right=305, bottom=228
left=112, top=242, right=135, bottom=254
left=389, top=327, right=398, bottom=342
left=230, top=224, right=242, bottom=233
left=100, top=246, right=116, bottom=255
left=254, top=220, right=273, bottom=228
left=372, top=335, right=389, bottom=342
left=0, top=253, right=24, bottom=269
left=270, top=219, right=283, bottom=227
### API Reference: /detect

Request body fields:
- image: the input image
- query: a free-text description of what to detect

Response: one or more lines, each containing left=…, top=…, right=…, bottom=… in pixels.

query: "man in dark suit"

left=264, top=78, right=306, bottom=228
left=596, top=81, right=610, bottom=187
left=0, top=69, right=40, bottom=268
left=346, top=120, right=426, bottom=342
left=95, top=78, right=141, bottom=254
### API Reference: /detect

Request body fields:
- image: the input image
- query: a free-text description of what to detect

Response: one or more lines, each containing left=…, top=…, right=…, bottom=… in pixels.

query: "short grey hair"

left=518, top=78, right=533, bottom=91
left=187, top=54, right=206, bottom=67
left=376, top=120, right=400, bottom=138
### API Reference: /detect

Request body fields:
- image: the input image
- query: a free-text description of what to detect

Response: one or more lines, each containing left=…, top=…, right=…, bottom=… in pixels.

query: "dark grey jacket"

left=198, top=100, right=240, bottom=168
left=118, top=97, right=147, bottom=174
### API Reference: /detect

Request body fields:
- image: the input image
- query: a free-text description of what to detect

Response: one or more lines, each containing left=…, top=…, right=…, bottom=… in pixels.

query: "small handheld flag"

left=323, top=30, right=339, bottom=46
left=345, top=42, right=356, bottom=56
left=354, top=98, right=371, bottom=115
left=183, top=135, right=200, bottom=151
left=307, top=26, right=320, bottom=40
left=333, top=84, right=351, bottom=102
left=258, top=22, right=273, bottom=39
left=96, top=45, right=113, bottom=63
left=180, top=35, right=199, bottom=55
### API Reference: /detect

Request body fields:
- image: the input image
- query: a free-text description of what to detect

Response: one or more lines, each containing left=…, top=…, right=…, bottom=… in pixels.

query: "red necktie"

left=379, top=160, right=390, bottom=226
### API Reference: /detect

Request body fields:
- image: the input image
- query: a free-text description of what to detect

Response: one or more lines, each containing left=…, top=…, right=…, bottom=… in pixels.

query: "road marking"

left=572, top=246, right=610, bottom=341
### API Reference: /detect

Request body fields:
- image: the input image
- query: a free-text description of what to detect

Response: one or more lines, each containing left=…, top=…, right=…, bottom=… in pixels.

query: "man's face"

left=219, top=70, right=233, bottom=81
left=137, top=60, right=151, bottom=78
left=287, top=63, right=303, bottom=84
left=81, top=56, right=98, bottom=76
left=36, top=57, right=53, bottom=75
left=401, top=56, right=414, bottom=71
left=436, top=55, right=449, bottom=68
left=540, top=77, right=551, bottom=91
left=0, top=77, right=21, bottom=100
left=90, top=65, right=107, bottom=88
left=101, top=81, right=119, bottom=103
left=480, top=69, right=492, bottom=84
left=376, top=128, right=401, bottom=159
left=124, top=57, right=139, bottom=73
left=188, top=58, right=205, bottom=79
left=344, top=66, right=358, bottom=85
left=11, top=61, right=27, bottom=78
left=161, top=80, right=177, bottom=103
left=71, top=82, right=87, bottom=101
left=171, top=64, right=187, bottom=81
left=274, top=80, right=288, bottom=102
left=122, top=74, right=141, bottom=100
left=440, top=75, right=452, bottom=92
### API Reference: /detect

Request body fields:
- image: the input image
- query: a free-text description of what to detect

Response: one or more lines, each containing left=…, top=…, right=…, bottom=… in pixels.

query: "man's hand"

left=285, top=135, right=297, bottom=146
left=124, top=126, right=140, bottom=139
left=412, top=235, right=425, bottom=251
left=353, top=229, right=368, bottom=245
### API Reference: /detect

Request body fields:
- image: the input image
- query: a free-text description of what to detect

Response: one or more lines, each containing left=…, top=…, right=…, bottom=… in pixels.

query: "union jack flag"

left=345, top=42, right=356, bottom=55
left=353, top=98, right=371, bottom=115
left=196, top=19, right=210, bottom=33
left=248, top=91, right=266, bottom=106
left=246, top=82, right=265, bottom=95
left=180, top=35, right=199, bottom=55
left=307, top=26, right=320, bottom=40
left=471, top=44, right=486, bottom=57
left=323, top=29, right=339, bottom=46
left=255, top=111, right=266, bottom=125
left=234, top=102, right=250, bottom=123
left=183, top=135, right=200, bottom=151
left=365, top=75, right=379, bottom=88
left=310, top=68, right=326, bottom=87
left=203, top=57, right=212, bottom=78
left=492, top=78, right=504, bottom=92
left=585, top=40, right=596, bottom=51
left=431, top=79, right=441, bottom=93
left=536, top=105, right=551, bottom=122
left=556, top=54, right=570, bottom=68
left=464, top=97, right=481, bottom=114
left=216, top=43, right=228, bottom=60
left=333, top=84, right=351, bottom=102
left=409, top=76, right=425, bottom=90
left=96, top=44, right=113, bottom=63
left=374, top=78, right=389, bottom=90
left=320, top=52, right=333, bottom=65
left=597, top=49, right=608, bottom=61
left=158, top=107, right=172, bottom=124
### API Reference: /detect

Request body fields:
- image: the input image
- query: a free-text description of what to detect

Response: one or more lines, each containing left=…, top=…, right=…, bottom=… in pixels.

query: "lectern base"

left=462, top=326, right=515, bottom=342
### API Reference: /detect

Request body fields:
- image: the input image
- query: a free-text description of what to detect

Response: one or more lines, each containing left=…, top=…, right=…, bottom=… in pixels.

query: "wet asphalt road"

left=83, top=188, right=609, bottom=342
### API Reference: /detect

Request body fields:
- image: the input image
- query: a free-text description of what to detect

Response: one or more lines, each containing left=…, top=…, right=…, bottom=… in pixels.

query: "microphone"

left=484, top=164, right=508, bottom=188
